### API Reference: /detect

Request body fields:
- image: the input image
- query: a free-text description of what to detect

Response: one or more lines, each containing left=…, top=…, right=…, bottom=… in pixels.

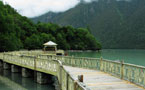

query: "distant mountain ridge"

left=31, top=0, right=145, bottom=49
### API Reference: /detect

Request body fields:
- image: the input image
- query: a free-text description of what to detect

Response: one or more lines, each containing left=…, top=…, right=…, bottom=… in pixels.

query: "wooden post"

left=78, top=75, right=83, bottom=82
left=121, top=60, right=124, bottom=79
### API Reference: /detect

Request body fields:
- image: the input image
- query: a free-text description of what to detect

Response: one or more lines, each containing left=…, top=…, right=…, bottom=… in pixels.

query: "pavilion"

left=43, top=41, right=57, bottom=51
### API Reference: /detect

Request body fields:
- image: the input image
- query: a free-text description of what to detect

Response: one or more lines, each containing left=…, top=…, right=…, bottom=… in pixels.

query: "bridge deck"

left=64, top=66, right=144, bottom=90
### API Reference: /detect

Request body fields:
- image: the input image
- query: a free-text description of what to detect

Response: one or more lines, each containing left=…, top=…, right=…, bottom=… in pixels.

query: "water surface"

left=0, top=68, right=55, bottom=90
left=68, top=49, right=145, bottom=66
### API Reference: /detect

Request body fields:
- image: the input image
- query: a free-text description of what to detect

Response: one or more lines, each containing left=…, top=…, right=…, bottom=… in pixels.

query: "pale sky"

left=3, top=0, right=94, bottom=18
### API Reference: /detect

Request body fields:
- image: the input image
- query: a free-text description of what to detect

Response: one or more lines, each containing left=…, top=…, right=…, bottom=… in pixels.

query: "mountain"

left=32, top=0, right=145, bottom=49
left=0, top=1, right=101, bottom=51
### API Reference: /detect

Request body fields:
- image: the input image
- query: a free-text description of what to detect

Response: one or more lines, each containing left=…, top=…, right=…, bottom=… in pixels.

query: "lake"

left=0, top=68, right=55, bottom=90
left=68, top=49, right=145, bottom=66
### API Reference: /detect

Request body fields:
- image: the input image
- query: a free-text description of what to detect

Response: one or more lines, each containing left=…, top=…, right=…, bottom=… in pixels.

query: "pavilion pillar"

left=37, top=72, right=52, bottom=84
left=55, top=46, right=57, bottom=51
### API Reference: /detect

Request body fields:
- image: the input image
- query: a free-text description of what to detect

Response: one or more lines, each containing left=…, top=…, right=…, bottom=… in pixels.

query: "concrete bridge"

left=0, top=51, right=145, bottom=90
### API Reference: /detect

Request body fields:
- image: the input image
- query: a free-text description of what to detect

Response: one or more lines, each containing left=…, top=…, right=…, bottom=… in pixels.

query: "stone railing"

left=0, top=52, right=86, bottom=90
left=38, top=54, right=145, bottom=88
left=0, top=51, right=145, bottom=89
left=0, top=53, right=3, bottom=60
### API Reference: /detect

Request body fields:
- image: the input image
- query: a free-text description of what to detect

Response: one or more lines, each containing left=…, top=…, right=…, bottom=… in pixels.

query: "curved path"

left=64, top=66, right=145, bottom=90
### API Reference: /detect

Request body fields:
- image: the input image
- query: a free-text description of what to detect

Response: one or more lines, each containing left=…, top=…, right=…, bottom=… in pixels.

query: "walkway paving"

left=64, top=66, right=145, bottom=90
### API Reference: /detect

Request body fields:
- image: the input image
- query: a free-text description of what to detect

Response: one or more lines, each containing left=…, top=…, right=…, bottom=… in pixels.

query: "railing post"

left=3, top=52, right=5, bottom=61
left=11, top=53, right=12, bottom=61
left=100, top=57, right=103, bottom=71
left=144, top=73, right=145, bottom=88
left=66, top=73, right=69, bottom=90
left=74, top=81, right=77, bottom=90
left=121, top=60, right=124, bottom=79
left=34, top=56, right=37, bottom=70
left=59, top=65, right=62, bottom=89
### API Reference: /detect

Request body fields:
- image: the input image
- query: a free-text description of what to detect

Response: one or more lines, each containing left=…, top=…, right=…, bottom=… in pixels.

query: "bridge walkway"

left=0, top=51, right=145, bottom=90
left=64, top=66, right=144, bottom=90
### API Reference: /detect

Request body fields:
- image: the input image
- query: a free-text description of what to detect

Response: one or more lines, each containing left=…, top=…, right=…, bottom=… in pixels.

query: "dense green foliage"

left=32, top=0, right=145, bottom=49
left=0, top=1, right=101, bottom=52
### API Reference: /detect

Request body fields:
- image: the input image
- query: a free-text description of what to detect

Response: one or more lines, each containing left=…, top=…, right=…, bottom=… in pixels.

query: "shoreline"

left=66, top=50, right=100, bottom=52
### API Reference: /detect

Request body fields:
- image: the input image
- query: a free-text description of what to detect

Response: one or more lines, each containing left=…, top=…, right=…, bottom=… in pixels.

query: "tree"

left=0, top=33, right=23, bottom=51
left=0, top=0, right=101, bottom=51
left=24, top=34, right=42, bottom=50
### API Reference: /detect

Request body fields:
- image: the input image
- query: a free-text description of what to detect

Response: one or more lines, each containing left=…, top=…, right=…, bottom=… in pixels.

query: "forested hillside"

left=0, top=1, right=101, bottom=52
left=32, top=0, right=145, bottom=49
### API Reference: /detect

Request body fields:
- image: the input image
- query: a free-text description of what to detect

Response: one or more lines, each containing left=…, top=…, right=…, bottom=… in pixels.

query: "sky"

left=3, top=0, right=94, bottom=18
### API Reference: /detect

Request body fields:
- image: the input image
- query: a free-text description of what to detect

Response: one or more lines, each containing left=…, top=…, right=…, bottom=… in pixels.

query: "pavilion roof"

left=43, top=41, right=57, bottom=46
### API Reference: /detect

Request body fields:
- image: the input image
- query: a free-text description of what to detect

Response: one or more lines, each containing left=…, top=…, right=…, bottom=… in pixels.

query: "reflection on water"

left=68, top=49, right=145, bottom=66
left=0, top=68, right=55, bottom=90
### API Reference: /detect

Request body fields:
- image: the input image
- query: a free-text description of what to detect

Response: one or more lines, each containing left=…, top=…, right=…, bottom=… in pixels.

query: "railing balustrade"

left=0, top=51, right=145, bottom=89
left=38, top=54, right=145, bottom=88
left=0, top=52, right=86, bottom=90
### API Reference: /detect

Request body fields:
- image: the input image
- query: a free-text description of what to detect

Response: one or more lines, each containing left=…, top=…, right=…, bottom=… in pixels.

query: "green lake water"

left=68, top=49, right=145, bottom=66
left=0, top=68, right=55, bottom=90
